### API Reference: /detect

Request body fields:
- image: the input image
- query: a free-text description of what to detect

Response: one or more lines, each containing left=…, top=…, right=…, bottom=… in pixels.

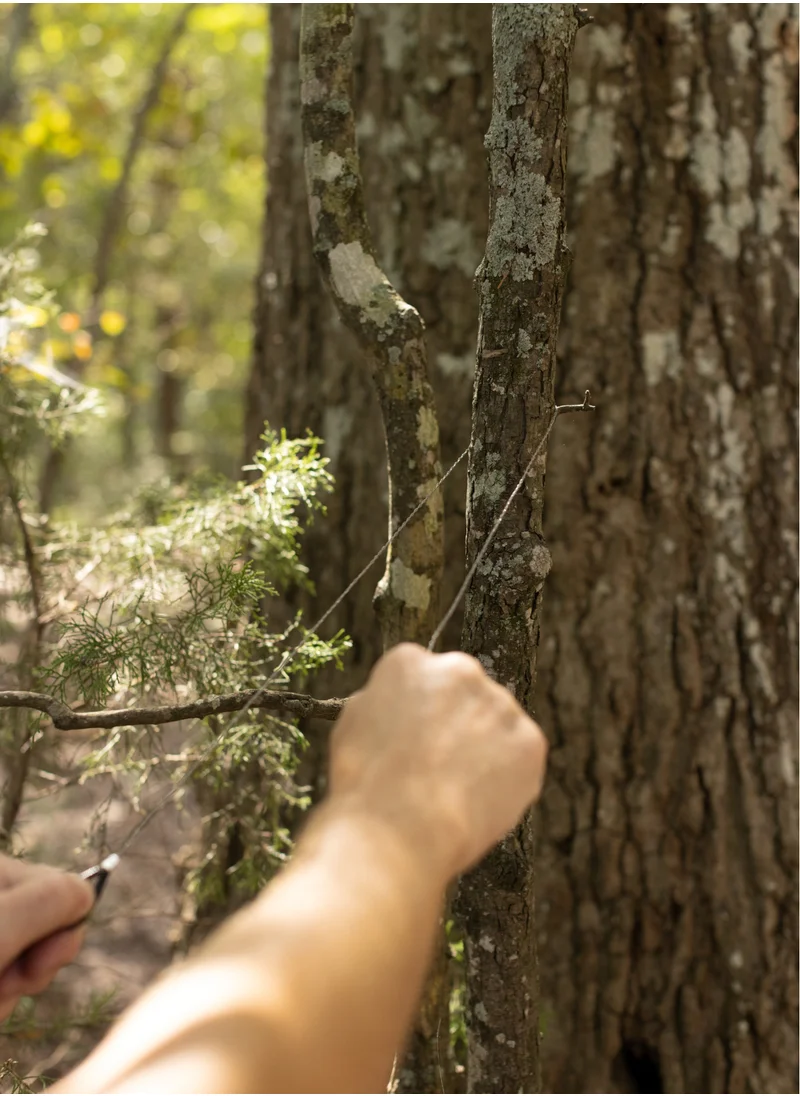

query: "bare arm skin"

left=53, top=644, right=548, bottom=1094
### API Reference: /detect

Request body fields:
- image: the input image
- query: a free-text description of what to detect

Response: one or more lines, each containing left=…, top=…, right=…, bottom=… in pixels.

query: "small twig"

left=0, top=688, right=347, bottom=731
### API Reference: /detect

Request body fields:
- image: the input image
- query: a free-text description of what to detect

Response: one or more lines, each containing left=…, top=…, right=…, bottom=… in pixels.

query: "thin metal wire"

left=428, top=410, right=560, bottom=651
left=430, top=392, right=595, bottom=651
left=112, top=390, right=594, bottom=858
left=114, top=444, right=470, bottom=855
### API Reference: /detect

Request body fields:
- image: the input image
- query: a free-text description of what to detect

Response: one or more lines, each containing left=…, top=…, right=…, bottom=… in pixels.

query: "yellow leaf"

left=22, top=120, right=47, bottom=148
left=100, top=156, right=121, bottom=183
left=99, top=364, right=129, bottom=388
left=41, top=337, right=72, bottom=360
left=51, top=133, right=82, bottom=158
left=99, top=310, right=126, bottom=337
left=40, top=25, right=64, bottom=54
left=43, top=173, right=67, bottom=207
left=46, top=105, right=72, bottom=134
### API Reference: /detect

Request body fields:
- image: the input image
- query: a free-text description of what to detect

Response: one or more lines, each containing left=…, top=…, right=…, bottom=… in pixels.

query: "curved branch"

left=299, top=4, right=444, bottom=649
left=0, top=688, right=346, bottom=731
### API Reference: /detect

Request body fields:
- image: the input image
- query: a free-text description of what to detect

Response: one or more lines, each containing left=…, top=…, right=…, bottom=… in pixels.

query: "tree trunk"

left=535, top=4, right=799, bottom=1093
left=457, top=8, right=579, bottom=1093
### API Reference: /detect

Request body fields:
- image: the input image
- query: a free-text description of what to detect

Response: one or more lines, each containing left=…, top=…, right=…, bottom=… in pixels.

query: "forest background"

left=0, top=4, right=797, bottom=1095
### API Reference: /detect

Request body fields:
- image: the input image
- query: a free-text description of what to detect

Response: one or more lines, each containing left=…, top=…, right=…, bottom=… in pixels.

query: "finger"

left=0, top=872, right=94, bottom=968
left=21, top=923, right=87, bottom=983
left=0, top=925, right=86, bottom=1002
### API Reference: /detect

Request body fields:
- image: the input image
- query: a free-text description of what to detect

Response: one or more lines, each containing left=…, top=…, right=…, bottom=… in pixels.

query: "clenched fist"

left=328, top=643, right=548, bottom=881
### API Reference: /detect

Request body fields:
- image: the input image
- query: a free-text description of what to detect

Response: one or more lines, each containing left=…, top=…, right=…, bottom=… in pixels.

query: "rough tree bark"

left=247, top=3, right=798, bottom=1093
left=535, top=4, right=799, bottom=1093
left=457, top=8, right=579, bottom=1093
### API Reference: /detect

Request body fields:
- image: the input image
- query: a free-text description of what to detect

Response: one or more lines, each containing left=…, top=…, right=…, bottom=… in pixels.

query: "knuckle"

left=439, top=651, right=485, bottom=684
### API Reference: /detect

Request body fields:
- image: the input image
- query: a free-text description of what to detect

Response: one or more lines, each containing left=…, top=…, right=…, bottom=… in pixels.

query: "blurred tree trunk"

left=0, top=5, right=33, bottom=126
left=535, top=5, right=799, bottom=1093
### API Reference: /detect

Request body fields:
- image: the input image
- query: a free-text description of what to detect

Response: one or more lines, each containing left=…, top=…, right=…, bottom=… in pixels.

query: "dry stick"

left=429, top=391, right=595, bottom=652
left=0, top=688, right=345, bottom=729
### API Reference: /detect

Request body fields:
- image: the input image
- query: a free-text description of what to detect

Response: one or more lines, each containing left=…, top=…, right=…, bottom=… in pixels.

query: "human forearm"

left=55, top=801, right=445, bottom=1094
left=54, top=644, right=548, bottom=1094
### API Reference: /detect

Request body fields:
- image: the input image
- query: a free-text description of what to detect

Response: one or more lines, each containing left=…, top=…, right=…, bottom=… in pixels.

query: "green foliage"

left=0, top=1059, right=46, bottom=1095
left=45, top=428, right=340, bottom=706
left=0, top=3, right=268, bottom=511
left=0, top=989, right=118, bottom=1040
left=447, top=918, right=468, bottom=1066
left=0, top=991, right=119, bottom=1092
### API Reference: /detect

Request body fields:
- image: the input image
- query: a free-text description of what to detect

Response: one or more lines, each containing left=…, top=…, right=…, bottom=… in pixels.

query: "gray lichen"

left=481, top=7, right=576, bottom=280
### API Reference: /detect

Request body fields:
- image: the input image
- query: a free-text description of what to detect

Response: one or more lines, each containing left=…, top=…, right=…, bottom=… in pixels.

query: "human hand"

left=328, top=643, right=548, bottom=881
left=0, top=854, right=94, bottom=1021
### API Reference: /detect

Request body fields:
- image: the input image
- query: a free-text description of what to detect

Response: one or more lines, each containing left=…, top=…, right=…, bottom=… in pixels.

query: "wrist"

left=301, top=795, right=452, bottom=895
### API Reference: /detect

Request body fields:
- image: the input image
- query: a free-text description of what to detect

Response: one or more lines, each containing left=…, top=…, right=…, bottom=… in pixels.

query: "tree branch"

left=0, top=688, right=346, bottom=731
left=299, top=3, right=445, bottom=649
left=0, top=441, right=46, bottom=847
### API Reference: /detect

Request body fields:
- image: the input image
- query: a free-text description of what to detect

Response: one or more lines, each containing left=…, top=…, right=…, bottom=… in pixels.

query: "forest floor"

left=0, top=726, right=200, bottom=1092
